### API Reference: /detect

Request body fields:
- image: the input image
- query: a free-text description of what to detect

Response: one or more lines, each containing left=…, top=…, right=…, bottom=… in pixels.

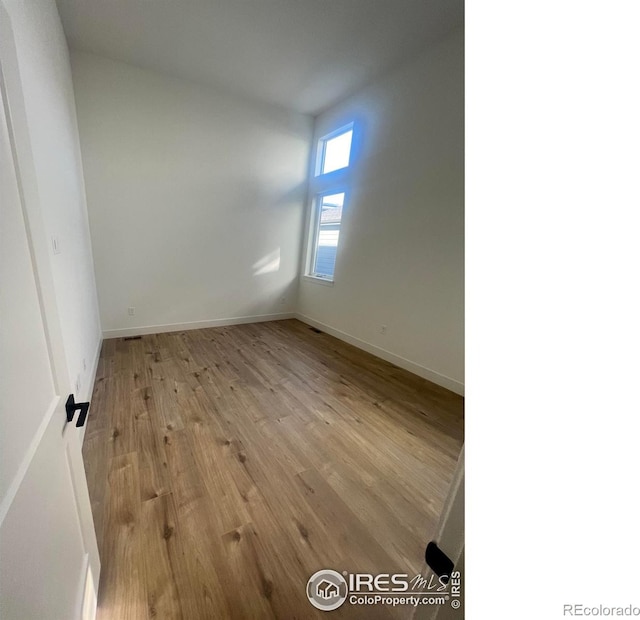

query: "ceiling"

left=56, top=0, right=463, bottom=116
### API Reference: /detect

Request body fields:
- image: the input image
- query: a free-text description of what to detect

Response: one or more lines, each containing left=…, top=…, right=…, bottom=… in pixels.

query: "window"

left=317, top=127, right=353, bottom=175
left=311, top=192, right=344, bottom=279
left=306, top=124, right=354, bottom=282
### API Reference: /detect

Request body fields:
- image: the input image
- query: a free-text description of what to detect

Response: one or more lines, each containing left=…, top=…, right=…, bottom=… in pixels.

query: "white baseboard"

left=295, top=313, right=464, bottom=396
left=101, top=311, right=463, bottom=395
left=80, top=334, right=103, bottom=444
left=102, top=312, right=296, bottom=340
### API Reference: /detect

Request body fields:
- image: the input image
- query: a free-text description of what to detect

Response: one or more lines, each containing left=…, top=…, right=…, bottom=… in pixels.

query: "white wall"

left=1, top=0, right=102, bottom=400
left=70, top=52, right=312, bottom=337
left=298, top=28, right=464, bottom=393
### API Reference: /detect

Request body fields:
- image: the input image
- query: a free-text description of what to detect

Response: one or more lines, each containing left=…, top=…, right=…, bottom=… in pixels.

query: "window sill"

left=303, top=274, right=334, bottom=287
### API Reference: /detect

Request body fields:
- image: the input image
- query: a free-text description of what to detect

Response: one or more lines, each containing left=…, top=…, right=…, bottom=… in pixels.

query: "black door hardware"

left=65, top=394, right=90, bottom=427
left=425, top=541, right=454, bottom=583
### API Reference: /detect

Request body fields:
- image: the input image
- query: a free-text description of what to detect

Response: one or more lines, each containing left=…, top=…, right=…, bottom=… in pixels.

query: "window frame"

left=307, top=189, right=347, bottom=281
left=304, top=123, right=356, bottom=284
left=315, top=122, right=354, bottom=177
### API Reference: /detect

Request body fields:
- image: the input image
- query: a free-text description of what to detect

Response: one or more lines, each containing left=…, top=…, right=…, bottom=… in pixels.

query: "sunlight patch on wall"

left=253, top=249, right=281, bottom=275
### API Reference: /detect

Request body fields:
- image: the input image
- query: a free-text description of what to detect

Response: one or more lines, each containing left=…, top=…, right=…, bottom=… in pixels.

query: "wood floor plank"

left=162, top=429, right=235, bottom=618
left=135, top=400, right=172, bottom=503
left=219, top=523, right=277, bottom=619
left=140, top=493, right=183, bottom=619
left=84, top=319, right=463, bottom=619
left=97, top=453, right=147, bottom=620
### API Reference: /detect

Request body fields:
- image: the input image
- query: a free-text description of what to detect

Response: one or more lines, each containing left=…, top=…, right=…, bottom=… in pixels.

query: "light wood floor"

left=83, top=319, right=463, bottom=619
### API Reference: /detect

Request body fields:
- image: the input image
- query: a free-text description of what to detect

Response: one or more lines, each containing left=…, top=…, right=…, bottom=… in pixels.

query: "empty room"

left=0, top=0, right=464, bottom=618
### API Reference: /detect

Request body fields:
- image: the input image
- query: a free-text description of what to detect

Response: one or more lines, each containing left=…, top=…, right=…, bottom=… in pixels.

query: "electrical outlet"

left=128, top=307, right=135, bottom=316
left=380, top=325, right=387, bottom=335
left=279, top=296, right=286, bottom=305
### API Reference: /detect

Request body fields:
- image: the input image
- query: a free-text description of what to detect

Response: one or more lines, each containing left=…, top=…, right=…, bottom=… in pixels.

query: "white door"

left=413, top=445, right=464, bottom=620
left=0, top=37, right=100, bottom=620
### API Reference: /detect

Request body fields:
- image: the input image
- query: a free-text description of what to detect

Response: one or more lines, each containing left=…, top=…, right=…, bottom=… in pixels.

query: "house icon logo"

left=317, top=579, right=340, bottom=599
left=306, top=569, right=348, bottom=611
